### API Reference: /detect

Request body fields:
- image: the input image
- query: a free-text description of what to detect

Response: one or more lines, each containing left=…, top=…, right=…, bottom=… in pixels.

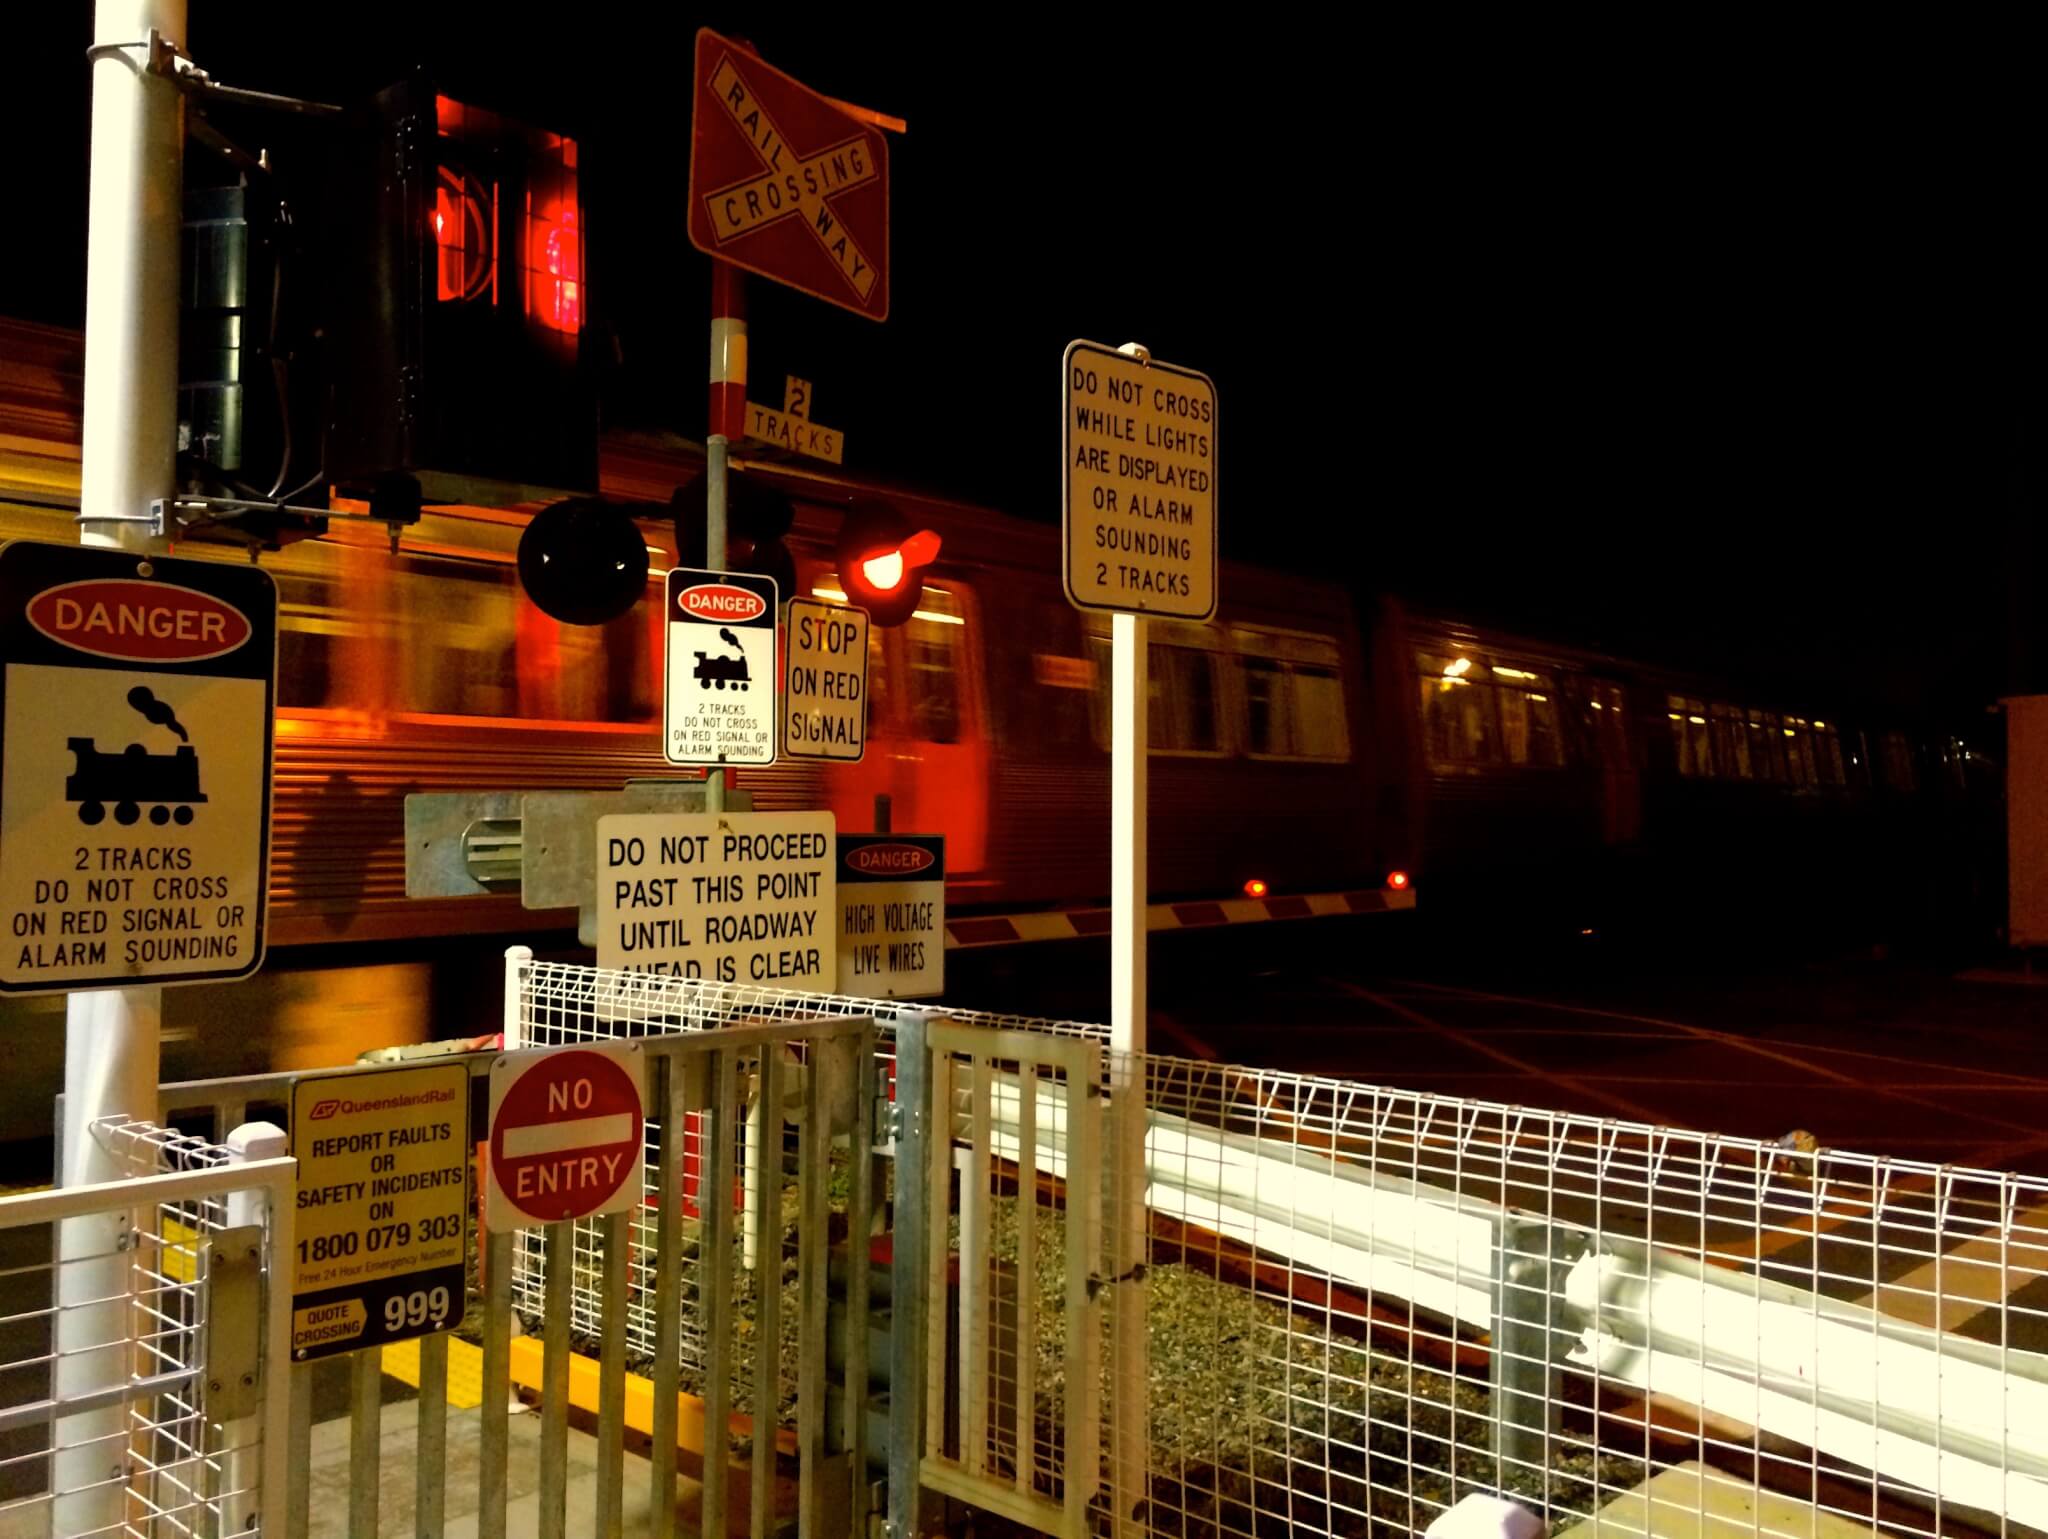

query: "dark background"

left=18, top=11, right=2041, bottom=723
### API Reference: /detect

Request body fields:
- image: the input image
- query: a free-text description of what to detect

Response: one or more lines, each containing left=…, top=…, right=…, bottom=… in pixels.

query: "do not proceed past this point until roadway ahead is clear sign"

left=1062, top=340, right=1217, bottom=622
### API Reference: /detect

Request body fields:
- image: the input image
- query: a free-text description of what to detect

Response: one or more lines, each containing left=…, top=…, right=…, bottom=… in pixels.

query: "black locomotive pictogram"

left=692, top=627, right=751, bottom=690
left=65, top=686, right=207, bottom=827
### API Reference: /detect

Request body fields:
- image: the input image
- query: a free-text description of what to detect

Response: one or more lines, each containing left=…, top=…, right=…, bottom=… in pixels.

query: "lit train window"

left=905, top=585, right=963, bottom=743
left=261, top=521, right=659, bottom=722
left=1563, top=678, right=1629, bottom=770
left=1417, top=649, right=1497, bottom=767
left=1669, top=695, right=1714, bottom=777
left=1710, top=703, right=1752, bottom=779
left=1492, top=663, right=1563, bottom=767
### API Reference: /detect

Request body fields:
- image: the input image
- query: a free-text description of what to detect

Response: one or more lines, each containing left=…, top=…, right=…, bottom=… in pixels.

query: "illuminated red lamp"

left=527, top=198, right=582, bottom=333
left=1242, top=878, right=1270, bottom=899
left=836, top=505, right=941, bottom=626
left=1386, top=870, right=1411, bottom=891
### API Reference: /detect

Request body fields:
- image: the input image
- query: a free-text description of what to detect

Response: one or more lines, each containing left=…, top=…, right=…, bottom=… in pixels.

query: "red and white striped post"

left=705, top=261, right=746, bottom=813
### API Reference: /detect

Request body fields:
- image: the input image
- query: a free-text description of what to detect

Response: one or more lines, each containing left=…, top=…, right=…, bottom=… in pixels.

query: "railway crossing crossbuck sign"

left=687, top=29, right=890, bottom=321
left=487, top=1042, right=647, bottom=1229
left=664, top=566, right=777, bottom=767
left=0, top=539, right=277, bottom=994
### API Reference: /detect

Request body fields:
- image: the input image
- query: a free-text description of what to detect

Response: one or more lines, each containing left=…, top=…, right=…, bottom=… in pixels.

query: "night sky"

left=22, top=11, right=2041, bottom=721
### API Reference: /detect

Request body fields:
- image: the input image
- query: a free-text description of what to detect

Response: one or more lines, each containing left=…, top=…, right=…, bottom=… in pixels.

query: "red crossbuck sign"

left=687, top=29, right=890, bottom=321
left=486, top=1043, right=646, bottom=1229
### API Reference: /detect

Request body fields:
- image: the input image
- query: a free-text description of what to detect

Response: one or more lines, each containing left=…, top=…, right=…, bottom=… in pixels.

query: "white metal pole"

left=222, top=1120, right=290, bottom=1538
left=1107, top=604, right=1149, bottom=1536
left=56, top=3, right=184, bottom=1529
left=705, top=433, right=728, bottom=816
left=1109, top=610, right=1147, bottom=1050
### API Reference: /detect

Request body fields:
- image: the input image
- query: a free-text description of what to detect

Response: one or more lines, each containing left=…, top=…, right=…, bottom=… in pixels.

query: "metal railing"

left=33, top=964, right=2048, bottom=1538
left=510, top=970, right=2048, bottom=1539
left=0, top=1118, right=294, bottom=1538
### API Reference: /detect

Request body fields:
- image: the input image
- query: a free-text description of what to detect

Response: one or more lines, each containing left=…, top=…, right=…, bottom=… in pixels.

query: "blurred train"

left=0, top=315, right=2000, bottom=1110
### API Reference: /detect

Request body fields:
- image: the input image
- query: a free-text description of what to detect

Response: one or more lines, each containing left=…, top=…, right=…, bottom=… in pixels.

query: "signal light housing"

left=516, top=498, right=649, bottom=626
left=835, top=502, right=941, bottom=627
left=324, top=73, right=596, bottom=506
left=1386, top=870, right=1412, bottom=891
left=1242, top=878, right=1270, bottom=899
left=669, top=470, right=796, bottom=598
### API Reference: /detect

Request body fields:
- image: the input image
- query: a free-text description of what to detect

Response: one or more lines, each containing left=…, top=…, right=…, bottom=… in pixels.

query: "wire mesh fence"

left=0, top=1116, right=292, bottom=1539
left=501, top=963, right=2048, bottom=1539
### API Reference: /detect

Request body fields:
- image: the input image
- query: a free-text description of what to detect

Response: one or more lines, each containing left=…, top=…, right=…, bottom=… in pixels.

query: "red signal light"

left=1243, top=878, right=1270, bottom=899
left=1386, top=870, right=1411, bottom=891
left=837, top=504, right=942, bottom=625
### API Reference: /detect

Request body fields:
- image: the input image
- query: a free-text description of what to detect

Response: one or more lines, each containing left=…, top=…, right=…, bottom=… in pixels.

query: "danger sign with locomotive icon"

left=0, top=540, right=277, bottom=993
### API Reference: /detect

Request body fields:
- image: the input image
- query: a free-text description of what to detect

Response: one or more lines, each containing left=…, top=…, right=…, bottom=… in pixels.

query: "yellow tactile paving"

left=379, top=1334, right=485, bottom=1409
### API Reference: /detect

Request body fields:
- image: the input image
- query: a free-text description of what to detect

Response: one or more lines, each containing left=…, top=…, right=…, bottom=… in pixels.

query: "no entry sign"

left=486, top=1043, right=646, bottom=1229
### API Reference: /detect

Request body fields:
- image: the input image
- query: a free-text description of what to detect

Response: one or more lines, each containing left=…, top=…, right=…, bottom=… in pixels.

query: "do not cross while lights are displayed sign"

left=1062, top=341, right=1218, bottom=621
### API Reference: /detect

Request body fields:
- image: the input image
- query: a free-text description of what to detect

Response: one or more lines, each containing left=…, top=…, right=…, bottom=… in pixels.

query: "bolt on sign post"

left=288, top=1062, right=471, bottom=1360
left=55, top=5, right=189, bottom=1529
left=1061, top=338, right=1218, bottom=1538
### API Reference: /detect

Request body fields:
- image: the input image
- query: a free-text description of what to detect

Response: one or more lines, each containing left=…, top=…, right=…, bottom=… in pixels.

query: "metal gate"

left=884, top=1017, right=1106, bottom=1539
left=0, top=1116, right=294, bottom=1538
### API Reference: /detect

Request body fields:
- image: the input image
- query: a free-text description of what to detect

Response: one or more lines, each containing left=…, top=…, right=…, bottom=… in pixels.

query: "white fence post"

left=221, top=1120, right=290, bottom=1536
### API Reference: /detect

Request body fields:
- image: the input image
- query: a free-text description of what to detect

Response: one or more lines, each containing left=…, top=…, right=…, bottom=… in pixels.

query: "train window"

left=1493, top=664, right=1564, bottom=767
left=1783, top=720, right=1818, bottom=788
left=1567, top=679, right=1629, bottom=770
left=1419, top=650, right=1498, bottom=767
left=1154, top=643, right=1224, bottom=753
left=1082, top=626, right=1231, bottom=755
left=1711, top=704, right=1753, bottom=779
left=1668, top=695, right=1714, bottom=777
left=1814, top=722, right=1846, bottom=787
left=904, top=585, right=963, bottom=743
left=1881, top=731, right=1919, bottom=792
left=1238, top=631, right=1348, bottom=760
left=259, top=521, right=661, bottom=722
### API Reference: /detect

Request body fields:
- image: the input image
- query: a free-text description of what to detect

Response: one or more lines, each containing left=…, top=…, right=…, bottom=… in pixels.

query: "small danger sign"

left=487, top=1043, right=646, bottom=1230
left=664, top=567, right=777, bottom=768
left=288, top=1062, right=470, bottom=1360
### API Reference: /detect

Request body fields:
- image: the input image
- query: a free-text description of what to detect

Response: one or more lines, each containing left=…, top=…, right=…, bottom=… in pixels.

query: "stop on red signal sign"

left=486, top=1043, right=646, bottom=1229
